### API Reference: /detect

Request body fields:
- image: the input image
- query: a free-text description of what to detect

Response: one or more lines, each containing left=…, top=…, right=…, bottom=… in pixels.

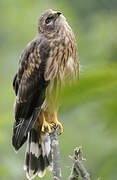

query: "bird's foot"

left=41, top=112, right=63, bottom=135
left=41, top=113, right=53, bottom=134
left=50, top=112, right=63, bottom=134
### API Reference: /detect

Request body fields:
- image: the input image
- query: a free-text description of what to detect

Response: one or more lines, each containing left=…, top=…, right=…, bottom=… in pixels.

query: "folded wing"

left=12, top=35, right=50, bottom=151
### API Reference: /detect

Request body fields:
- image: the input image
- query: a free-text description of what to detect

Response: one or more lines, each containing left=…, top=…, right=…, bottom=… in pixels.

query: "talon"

left=41, top=112, right=52, bottom=134
left=57, top=122, right=63, bottom=134
left=51, top=112, right=63, bottom=134
left=41, top=111, right=63, bottom=134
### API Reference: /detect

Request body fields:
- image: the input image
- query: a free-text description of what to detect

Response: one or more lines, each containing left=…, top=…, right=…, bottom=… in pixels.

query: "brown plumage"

left=12, top=9, right=79, bottom=179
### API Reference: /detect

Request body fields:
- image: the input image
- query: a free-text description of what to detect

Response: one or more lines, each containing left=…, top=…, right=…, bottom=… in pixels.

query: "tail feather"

left=24, top=129, right=52, bottom=180
left=41, top=133, right=52, bottom=168
left=24, top=135, right=30, bottom=171
left=24, top=129, right=39, bottom=180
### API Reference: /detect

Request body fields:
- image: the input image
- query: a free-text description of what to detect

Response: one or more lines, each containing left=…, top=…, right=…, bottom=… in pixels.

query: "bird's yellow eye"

left=45, top=15, right=55, bottom=24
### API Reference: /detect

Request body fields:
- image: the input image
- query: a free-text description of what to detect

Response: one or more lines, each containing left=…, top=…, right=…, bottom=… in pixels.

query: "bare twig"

left=50, top=126, right=62, bottom=180
left=68, top=147, right=91, bottom=180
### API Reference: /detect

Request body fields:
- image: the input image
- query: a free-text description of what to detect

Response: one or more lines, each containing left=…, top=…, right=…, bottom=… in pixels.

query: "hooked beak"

left=52, top=10, right=62, bottom=17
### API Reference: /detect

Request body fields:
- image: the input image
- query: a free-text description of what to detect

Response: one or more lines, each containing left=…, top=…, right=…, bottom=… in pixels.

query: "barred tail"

left=24, top=129, right=52, bottom=180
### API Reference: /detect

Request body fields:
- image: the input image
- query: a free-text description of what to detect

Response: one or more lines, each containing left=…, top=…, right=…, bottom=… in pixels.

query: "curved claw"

left=41, top=112, right=53, bottom=134
left=57, top=122, right=63, bottom=134
left=51, top=112, right=63, bottom=134
left=41, top=121, right=53, bottom=134
left=41, top=111, right=63, bottom=134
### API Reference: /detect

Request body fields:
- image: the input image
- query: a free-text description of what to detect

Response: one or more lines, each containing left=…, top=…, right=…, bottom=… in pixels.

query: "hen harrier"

left=12, top=9, right=79, bottom=179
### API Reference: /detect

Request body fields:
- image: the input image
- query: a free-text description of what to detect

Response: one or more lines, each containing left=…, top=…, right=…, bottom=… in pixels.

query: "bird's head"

left=38, top=9, right=67, bottom=35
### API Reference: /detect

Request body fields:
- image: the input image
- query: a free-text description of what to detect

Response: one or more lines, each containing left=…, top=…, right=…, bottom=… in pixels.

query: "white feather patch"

left=41, top=134, right=51, bottom=156
left=38, top=170, right=46, bottom=178
left=26, top=171, right=37, bottom=180
left=44, top=138, right=51, bottom=156
left=24, top=134, right=30, bottom=170
left=47, top=164, right=53, bottom=171
left=30, top=142, right=39, bottom=158
left=41, top=141, right=45, bottom=157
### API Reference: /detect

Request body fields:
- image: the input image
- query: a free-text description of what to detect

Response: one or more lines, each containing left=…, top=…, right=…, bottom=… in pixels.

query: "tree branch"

left=68, top=147, right=91, bottom=180
left=50, top=126, right=62, bottom=180
left=50, top=127, right=91, bottom=180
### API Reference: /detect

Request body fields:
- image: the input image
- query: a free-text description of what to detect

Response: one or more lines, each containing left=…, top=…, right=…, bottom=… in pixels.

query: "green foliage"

left=0, top=0, right=117, bottom=179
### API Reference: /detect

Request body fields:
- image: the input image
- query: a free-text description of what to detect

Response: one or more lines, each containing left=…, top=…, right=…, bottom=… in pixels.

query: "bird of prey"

left=12, top=9, right=79, bottom=179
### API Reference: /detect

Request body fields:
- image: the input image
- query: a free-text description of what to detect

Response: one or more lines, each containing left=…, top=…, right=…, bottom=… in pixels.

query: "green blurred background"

left=0, top=0, right=117, bottom=179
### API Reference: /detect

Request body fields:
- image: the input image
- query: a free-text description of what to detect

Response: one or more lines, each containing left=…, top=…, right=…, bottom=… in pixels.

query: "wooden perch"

left=50, top=127, right=91, bottom=180
left=50, top=126, right=62, bottom=180
left=68, top=147, right=91, bottom=180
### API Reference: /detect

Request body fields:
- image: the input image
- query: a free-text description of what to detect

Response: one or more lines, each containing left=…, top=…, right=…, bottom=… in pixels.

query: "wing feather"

left=12, top=35, right=50, bottom=151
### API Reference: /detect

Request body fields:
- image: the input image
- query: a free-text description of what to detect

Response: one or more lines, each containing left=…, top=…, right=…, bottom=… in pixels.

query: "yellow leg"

left=41, top=112, right=53, bottom=133
left=50, top=112, right=63, bottom=134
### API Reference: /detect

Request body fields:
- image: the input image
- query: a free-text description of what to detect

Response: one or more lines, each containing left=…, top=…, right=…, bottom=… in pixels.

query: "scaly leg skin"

left=50, top=112, right=63, bottom=134
left=41, top=111, right=53, bottom=134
